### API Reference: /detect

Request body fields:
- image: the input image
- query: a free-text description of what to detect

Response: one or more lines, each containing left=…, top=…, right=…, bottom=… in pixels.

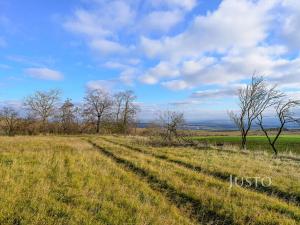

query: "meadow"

left=0, top=135, right=299, bottom=225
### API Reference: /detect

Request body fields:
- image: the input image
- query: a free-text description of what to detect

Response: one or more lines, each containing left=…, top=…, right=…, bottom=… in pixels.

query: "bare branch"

left=229, top=75, right=283, bottom=150
left=84, top=88, right=113, bottom=133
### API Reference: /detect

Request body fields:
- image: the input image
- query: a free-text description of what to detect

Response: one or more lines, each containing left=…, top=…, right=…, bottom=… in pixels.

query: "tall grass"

left=0, top=136, right=195, bottom=225
left=92, top=137, right=300, bottom=225
left=103, top=136, right=300, bottom=204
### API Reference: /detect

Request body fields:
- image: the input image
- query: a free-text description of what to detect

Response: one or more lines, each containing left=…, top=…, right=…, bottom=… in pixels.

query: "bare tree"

left=114, top=92, right=124, bottom=123
left=0, top=107, right=19, bottom=136
left=158, top=111, right=185, bottom=143
left=60, top=99, right=77, bottom=134
left=84, top=88, right=113, bottom=133
left=24, top=89, right=61, bottom=132
left=229, top=76, right=283, bottom=150
left=112, top=90, right=138, bottom=134
left=257, top=99, right=300, bottom=155
left=121, top=90, right=138, bottom=134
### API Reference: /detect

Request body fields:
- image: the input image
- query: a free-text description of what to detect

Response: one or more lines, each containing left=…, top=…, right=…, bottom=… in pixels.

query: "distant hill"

left=137, top=118, right=300, bottom=131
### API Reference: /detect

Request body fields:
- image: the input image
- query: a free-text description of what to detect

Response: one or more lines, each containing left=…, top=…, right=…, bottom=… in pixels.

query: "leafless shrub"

left=257, top=99, right=300, bottom=156
left=0, top=107, right=19, bottom=136
left=148, top=110, right=185, bottom=145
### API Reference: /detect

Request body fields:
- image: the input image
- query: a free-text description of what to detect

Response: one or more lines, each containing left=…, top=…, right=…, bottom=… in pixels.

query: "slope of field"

left=89, top=136, right=300, bottom=225
left=101, top=136, right=300, bottom=204
left=0, top=136, right=195, bottom=225
left=191, top=135, right=300, bottom=154
left=0, top=135, right=299, bottom=225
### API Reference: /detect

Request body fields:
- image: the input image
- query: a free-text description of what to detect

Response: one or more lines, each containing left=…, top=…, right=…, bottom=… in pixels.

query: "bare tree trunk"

left=241, top=135, right=247, bottom=150
left=96, top=115, right=101, bottom=133
left=257, top=115, right=285, bottom=156
left=241, top=129, right=248, bottom=150
left=42, top=118, right=47, bottom=134
left=270, top=144, right=278, bottom=156
left=260, top=125, right=278, bottom=155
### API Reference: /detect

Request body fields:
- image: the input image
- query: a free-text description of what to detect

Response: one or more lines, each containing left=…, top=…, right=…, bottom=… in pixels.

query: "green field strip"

left=101, top=137, right=300, bottom=206
left=191, top=136, right=300, bottom=155
left=90, top=139, right=300, bottom=225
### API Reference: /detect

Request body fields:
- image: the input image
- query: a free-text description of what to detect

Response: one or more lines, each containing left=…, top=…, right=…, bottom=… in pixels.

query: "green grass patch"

left=191, top=135, right=300, bottom=154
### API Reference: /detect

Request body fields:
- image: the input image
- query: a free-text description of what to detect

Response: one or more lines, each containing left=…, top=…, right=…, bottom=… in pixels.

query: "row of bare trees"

left=0, top=88, right=138, bottom=135
left=229, top=76, right=300, bottom=155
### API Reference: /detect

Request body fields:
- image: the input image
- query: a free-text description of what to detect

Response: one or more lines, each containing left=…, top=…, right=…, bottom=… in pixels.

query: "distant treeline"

left=0, top=88, right=138, bottom=135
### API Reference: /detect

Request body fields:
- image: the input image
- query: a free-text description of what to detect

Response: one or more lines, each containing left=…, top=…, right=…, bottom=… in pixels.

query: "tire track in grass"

left=87, top=139, right=235, bottom=225
left=101, top=137, right=300, bottom=206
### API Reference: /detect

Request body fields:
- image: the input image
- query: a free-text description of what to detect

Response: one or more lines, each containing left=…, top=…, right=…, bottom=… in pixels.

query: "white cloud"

left=139, top=0, right=300, bottom=92
left=181, top=57, right=216, bottom=76
left=89, top=39, right=127, bottom=54
left=279, top=0, right=300, bottom=49
left=191, top=88, right=238, bottom=99
left=141, top=10, right=183, bottom=33
left=65, top=1, right=134, bottom=37
left=139, top=74, right=158, bottom=85
left=64, top=0, right=300, bottom=103
left=64, top=9, right=111, bottom=38
left=162, top=45, right=293, bottom=89
left=64, top=0, right=134, bottom=55
left=64, top=0, right=196, bottom=58
left=86, top=79, right=115, bottom=91
left=141, top=0, right=276, bottom=60
left=104, top=58, right=140, bottom=70
left=104, top=61, right=128, bottom=70
left=119, top=68, right=137, bottom=85
left=150, top=0, right=197, bottom=11
left=162, top=80, right=189, bottom=90
left=140, top=61, right=179, bottom=84
left=25, top=68, right=64, bottom=81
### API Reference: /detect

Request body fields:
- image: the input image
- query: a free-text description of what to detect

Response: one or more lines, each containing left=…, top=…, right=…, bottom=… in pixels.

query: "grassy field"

left=191, top=135, right=300, bottom=154
left=0, top=135, right=299, bottom=224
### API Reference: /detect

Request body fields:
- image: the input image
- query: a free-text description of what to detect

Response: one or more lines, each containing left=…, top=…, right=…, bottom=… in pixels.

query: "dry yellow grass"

left=90, top=136, right=300, bottom=225
left=103, top=135, right=300, bottom=204
left=0, top=135, right=299, bottom=225
left=0, top=136, right=196, bottom=225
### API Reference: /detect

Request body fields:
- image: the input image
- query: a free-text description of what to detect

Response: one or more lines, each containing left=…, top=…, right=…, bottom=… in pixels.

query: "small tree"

left=257, top=99, right=300, bottom=156
left=158, top=110, right=185, bottom=143
left=84, top=88, right=113, bottom=133
left=229, top=76, right=283, bottom=150
left=24, top=89, right=61, bottom=133
left=114, top=92, right=124, bottom=123
left=113, top=90, right=138, bottom=134
left=121, top=91, right=138, bottom=134
left=60, top=99, right=77, bottom=134
left=0, top=107, right=19, bottom=136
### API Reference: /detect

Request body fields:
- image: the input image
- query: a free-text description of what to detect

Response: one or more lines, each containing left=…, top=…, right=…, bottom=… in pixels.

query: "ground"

left=0, top=135, right=299, bottom=225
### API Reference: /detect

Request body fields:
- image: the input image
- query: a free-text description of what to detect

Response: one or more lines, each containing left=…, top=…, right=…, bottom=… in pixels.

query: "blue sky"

left=0, top=0, right=300, bottom=121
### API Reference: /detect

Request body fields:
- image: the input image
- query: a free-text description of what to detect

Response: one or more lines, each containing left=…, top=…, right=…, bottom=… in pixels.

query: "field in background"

left=191, top=135, right=300, bottom=154
left=0, top=135, right=299, bottom=225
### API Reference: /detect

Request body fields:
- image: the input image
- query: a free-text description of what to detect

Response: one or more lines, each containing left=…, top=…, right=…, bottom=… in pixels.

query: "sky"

left=0, top=0, right=300, bottom=121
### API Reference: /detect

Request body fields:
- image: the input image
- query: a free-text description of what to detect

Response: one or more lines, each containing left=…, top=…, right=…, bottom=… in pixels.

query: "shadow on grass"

left=101, top=137, right=300, bottom=206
